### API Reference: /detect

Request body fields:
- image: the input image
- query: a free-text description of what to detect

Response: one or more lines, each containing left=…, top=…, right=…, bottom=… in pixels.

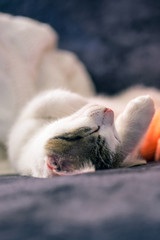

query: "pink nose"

left=103, top=107, right=114, bottom=125
left=104, top=108, right=113, bottom=113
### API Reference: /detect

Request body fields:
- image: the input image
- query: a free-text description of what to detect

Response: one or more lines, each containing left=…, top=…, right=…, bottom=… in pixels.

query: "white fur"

left=0, top=13, right=95, bottom=144
left=0, top=14, right=158, bottom=177
left=8, top=90, right=119, bottom=177
left=115, top=95, right=155, bottom=158
left=8, top=88, right=155, bottom=177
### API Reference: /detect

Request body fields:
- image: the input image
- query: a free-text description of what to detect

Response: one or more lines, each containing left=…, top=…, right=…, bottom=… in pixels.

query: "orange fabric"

left=155, top=138, right=160, bottom=162
left=140, top=108, right=160, bottom=162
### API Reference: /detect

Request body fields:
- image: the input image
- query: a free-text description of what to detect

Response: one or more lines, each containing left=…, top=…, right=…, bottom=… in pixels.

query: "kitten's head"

left=43, top=104, right=121, bottom=177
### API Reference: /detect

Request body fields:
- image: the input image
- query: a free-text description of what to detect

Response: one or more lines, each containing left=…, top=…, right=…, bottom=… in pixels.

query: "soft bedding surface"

left=1, top=163, right=160, bottom=240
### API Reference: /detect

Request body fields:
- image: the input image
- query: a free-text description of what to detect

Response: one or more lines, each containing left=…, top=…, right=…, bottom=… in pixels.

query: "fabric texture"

left=0, top=163, right=160, bottom=240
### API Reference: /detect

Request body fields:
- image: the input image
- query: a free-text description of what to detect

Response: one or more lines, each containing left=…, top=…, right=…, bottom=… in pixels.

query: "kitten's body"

left=8, top=87, right=156, bottom=177
left=0, top=14, right=158, bottom=177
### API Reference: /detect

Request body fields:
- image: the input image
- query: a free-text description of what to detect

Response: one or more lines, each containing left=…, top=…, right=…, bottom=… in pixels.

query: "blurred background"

left=1, top=0, right=160, bottom=94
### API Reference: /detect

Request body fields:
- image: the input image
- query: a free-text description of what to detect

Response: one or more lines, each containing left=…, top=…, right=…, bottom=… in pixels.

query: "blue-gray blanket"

left=1, top=163, right=160, bottom=240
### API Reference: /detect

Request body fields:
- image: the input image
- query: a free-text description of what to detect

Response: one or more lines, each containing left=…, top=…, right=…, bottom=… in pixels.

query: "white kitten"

left=0, top=14, right=157, bottom=177
left=8, top=89, right=155, bottom=177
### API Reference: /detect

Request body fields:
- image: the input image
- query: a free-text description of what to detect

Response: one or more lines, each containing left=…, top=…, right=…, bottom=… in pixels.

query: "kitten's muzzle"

left=103, top=108, right=114, bottom=124
left=89, top=106, right=114, bottom=127
left=72, top=104, right=114, bottom=127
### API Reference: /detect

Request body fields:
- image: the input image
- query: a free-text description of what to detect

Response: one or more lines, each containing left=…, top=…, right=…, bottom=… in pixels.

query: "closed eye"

left=54, top=135, right=83, bottom=141
left=53, top=126, right=100, bottom=142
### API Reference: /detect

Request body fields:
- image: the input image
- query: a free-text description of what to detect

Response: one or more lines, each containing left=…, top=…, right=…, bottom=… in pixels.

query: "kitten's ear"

left=115, top=95, right=155, bottom=162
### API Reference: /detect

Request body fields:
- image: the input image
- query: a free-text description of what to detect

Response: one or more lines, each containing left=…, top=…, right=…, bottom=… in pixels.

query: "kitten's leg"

left=20, top=89, right=88, bottom=121
left=115, top=96, right=155, bottom=163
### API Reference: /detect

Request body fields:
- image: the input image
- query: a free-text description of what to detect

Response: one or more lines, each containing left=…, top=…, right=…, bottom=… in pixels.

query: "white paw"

left=124, top=95, right=155, bottom=120
left=115, top=95, right=155, bottom=159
